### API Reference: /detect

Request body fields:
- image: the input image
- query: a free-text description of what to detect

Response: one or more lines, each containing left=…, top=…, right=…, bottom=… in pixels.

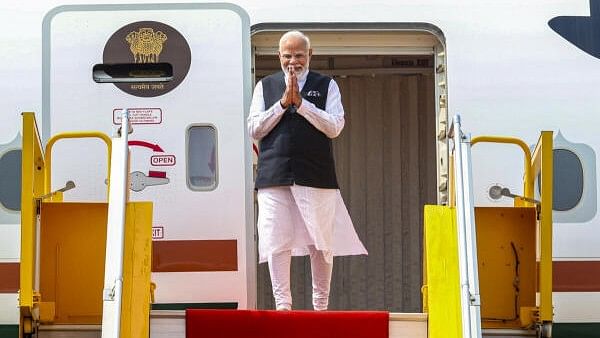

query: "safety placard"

left=113, top=108, right=162, bottom=124
left=151, top=155, right=176, bottom=166
left=152, top=226, right=164, bottom=239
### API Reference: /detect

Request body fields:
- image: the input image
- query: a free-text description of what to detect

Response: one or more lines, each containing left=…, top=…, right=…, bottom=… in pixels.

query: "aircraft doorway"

left=251, top=26, right=445, bottom=312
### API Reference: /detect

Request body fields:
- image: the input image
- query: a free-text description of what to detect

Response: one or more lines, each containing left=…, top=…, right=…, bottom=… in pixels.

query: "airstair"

left=19, top=112, right=153, bottom=338
left=19, top=114, right=553, bottom=338
left=421, top=116, right=554, bottom=338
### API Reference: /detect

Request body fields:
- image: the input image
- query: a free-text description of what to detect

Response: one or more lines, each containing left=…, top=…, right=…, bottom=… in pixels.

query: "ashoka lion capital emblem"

left=125, top=28, right=167, bottom=63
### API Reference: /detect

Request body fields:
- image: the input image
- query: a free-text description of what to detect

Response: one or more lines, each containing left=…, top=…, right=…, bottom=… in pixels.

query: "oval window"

left=0, top=150, right=22, bottom=211
left=538, top=149, right=583, bottom=211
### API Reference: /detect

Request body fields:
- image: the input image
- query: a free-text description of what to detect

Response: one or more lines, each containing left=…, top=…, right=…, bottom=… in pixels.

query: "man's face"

left=278, top=36, right=312, bottom=77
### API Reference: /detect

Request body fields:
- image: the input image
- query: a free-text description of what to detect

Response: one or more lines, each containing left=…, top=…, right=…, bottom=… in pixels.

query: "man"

left=248, top=30, right=367, bottom=311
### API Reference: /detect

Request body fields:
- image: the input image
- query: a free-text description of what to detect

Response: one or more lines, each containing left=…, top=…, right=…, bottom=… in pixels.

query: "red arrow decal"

left=128, top=140, right=164, bottom=152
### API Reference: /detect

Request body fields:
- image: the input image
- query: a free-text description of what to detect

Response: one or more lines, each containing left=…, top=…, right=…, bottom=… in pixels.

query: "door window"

left=187, top=126, right=218, bottom=191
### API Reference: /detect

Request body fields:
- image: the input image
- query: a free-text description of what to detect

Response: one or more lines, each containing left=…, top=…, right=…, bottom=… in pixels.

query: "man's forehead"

left=280, top=49, right=307, bottom=55
left=279, top=37, right=309, bottom=52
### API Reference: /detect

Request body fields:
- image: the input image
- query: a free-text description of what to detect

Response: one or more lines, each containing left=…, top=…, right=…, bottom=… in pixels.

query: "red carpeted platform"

left=186, top=309, right=389, bottom=338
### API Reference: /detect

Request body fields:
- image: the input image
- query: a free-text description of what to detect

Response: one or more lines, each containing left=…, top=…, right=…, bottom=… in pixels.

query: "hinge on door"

left=439, top=94, right=447, bottom=108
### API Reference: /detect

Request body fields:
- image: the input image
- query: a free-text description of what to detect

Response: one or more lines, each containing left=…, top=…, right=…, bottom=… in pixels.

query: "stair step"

left=151, top=310, right=185, bottom=338
left=36, top=311, right=536, bottom=338
left=482, top=328, right=537, bottom=337
left=38, top=325, right=100, bottom=338
left=389, top=313, right=427, bottom=338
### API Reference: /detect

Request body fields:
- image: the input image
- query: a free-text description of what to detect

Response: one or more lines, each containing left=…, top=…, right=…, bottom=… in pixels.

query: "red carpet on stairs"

left=186, top=309, right=389, bottom=338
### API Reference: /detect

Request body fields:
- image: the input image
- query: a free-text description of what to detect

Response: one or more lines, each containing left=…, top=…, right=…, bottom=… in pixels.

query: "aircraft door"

left=43, top=4, right=254, bottom=309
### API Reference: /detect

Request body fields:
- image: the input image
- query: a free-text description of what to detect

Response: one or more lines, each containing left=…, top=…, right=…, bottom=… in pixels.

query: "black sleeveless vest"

left=255, top=71, right=339, bottom=189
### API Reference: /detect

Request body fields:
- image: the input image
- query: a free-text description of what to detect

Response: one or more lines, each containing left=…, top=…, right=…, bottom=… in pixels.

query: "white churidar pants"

left=257, top=184, right=367, bottom=310
left=268, top=246, right=333, bottom=311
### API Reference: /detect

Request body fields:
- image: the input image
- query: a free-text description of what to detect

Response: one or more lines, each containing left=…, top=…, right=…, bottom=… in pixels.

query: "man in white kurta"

left=248, top=31, right=367, bottom=311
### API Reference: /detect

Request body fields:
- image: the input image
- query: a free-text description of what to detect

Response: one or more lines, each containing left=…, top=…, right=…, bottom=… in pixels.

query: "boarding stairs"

left=36, top=311, right=540, bottom=338
left=20, top=113, right=552, bottom=338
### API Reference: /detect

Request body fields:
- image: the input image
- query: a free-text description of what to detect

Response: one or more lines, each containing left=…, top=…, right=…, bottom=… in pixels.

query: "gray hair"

left=279, top=30, right=311, bottom=50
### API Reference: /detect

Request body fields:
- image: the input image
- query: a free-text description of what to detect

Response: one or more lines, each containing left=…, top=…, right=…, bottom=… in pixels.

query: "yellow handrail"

left=471, top=136, right=533, bottom=202
left=44, top=132, right=112, bottom=198
left=20, top=112, right=45, bottom=319
left=471, top=132, right=554, bottom=328
left=20, top=114, right=116, bottom=336
left=531, top=131, right=553, bottom=324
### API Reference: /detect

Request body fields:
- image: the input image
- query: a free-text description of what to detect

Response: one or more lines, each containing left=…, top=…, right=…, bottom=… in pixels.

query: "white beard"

left=281, top=64, right=310, bottom=80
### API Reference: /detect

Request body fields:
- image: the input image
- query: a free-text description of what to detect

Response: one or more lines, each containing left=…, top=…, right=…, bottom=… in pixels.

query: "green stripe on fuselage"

left=152, top=302, right=238, bottom=310
left=0, top=325, right=18, bottom=338
left=554, top=323, right=600, bottom=338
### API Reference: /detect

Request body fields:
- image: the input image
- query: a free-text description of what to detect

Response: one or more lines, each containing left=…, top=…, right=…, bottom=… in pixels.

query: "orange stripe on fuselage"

left=3, top=258, right=596, bottom=289
left=152, top=240, right=238, bottom=272
left=0, top=263, right=19, bottom=293
left=553, top=261, right=600, bottom=292
left=0, top=239, right=238, bottom=288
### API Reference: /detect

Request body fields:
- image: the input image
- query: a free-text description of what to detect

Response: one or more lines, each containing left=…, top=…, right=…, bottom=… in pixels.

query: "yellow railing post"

left=531, top=131, right=553, bottom=323
left=44, top=132, right=112, bottom=198
left=19, top=113, right=46, bottom=322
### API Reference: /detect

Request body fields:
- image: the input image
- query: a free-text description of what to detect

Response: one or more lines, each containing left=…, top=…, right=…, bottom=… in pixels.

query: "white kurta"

left=248, top=70, right=368, bottom=263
